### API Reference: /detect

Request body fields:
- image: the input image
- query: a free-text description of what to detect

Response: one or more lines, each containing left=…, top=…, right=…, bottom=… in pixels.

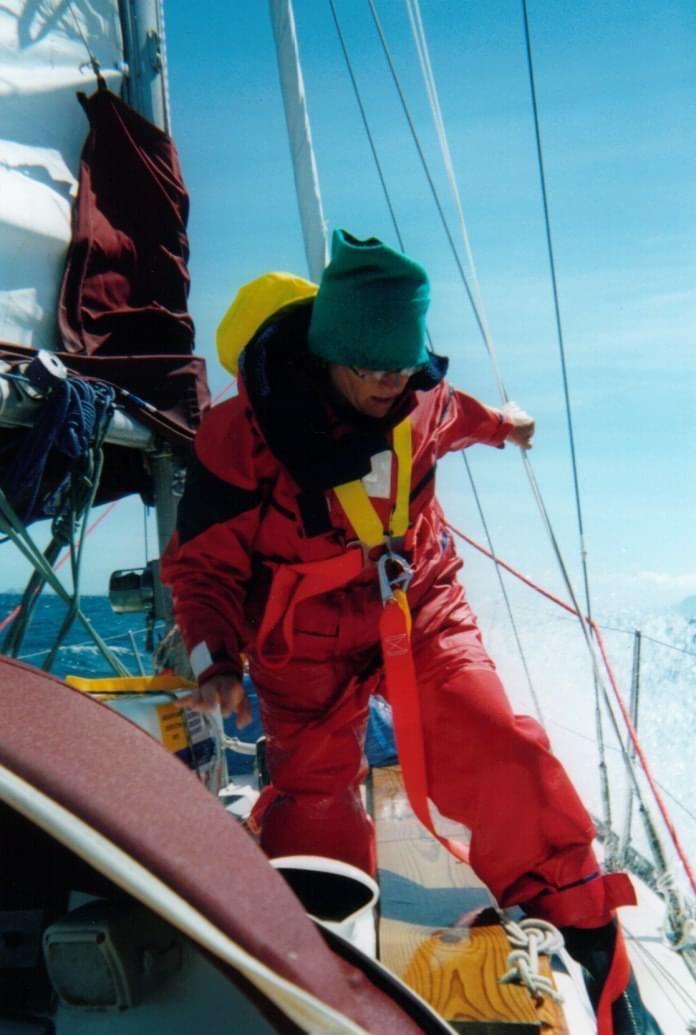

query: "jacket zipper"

left=621, top=989, right=640, bottom=1035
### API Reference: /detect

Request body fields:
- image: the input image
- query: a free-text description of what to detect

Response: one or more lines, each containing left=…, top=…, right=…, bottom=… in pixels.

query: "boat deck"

left=370, top=764, right=570, bottom=1033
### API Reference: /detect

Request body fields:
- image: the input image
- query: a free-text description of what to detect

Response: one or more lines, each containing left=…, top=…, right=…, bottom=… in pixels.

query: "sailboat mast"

left=119, top=0, right=171, bottom=133
left=268, top=0, right=329, bottom=281
left=119, top=0, right=178, bottom=570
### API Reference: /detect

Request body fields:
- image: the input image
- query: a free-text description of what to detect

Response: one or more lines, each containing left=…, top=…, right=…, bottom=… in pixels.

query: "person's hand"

left=501, top=400, right=535, bottom=450
left=179, top=673, right=252, bottom=725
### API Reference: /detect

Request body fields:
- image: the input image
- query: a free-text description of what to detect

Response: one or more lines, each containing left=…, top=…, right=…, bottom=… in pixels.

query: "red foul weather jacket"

left=162, top=299, right=636, bottom=929
left=161, top=299, right=512, bottom=684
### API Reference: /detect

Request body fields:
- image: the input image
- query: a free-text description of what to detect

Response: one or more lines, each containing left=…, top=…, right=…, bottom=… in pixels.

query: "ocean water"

left=0, top=592, right=154, bottom=680
left=474, top=589, right=696, bottom=896
left=1, top=589, right=694, bottom=898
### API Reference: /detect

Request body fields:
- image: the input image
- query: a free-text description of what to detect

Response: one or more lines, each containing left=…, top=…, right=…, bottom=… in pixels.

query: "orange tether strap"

left=378, top=565, right=470, bottom=864
left=256, top=548, right=365, bottom=668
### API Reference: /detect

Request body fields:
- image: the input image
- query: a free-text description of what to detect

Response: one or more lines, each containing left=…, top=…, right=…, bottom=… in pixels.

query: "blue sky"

left=5, top=0, right=695, bottom=618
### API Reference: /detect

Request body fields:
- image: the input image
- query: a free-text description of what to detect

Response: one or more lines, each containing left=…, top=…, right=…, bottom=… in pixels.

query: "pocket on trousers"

left=292, top=595, right=341, bottom=660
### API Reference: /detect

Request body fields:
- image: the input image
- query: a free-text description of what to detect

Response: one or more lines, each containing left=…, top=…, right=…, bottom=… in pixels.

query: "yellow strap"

left=64, top=674, right=197, bottom=694
left=333, top=418, right=412, bottom=547
left=333, top=480, right=385, bottom=546
left=393, top=587, right=412, bottom=634
left=391, top=417, right=412, bottom=537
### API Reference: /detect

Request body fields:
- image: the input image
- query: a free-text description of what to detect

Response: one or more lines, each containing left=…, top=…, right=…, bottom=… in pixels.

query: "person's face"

left=329, top=364, right=414, bottom=418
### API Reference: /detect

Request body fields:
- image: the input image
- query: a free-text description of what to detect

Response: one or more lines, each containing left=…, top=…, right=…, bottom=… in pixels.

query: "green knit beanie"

left=307, top=229, right=430, bottom=370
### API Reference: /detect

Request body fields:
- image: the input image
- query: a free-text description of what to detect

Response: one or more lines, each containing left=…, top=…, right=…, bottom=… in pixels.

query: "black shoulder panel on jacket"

left=177, top=457, right=261, bottom=544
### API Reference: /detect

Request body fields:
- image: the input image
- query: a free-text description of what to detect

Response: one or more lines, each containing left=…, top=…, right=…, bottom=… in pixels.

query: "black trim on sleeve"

left=410, top=465, right=435, bottom=502
left=177, top=457, right=261, bottom=544
left=267, top=495, right=296, bottom=522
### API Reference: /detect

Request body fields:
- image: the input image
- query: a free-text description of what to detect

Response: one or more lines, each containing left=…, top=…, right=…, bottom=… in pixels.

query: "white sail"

left=0, top=1, right=125, bottom=349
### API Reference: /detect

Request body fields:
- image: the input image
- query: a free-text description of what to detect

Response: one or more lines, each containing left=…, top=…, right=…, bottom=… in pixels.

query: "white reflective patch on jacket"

left=361, top=450, right=392, bottom=499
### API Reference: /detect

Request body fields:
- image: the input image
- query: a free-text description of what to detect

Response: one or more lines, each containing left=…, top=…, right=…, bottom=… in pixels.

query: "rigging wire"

left=461, top=455, right=545, bottom=721
left=601, top=626, right=696, bottom=659
left=623, top=926, right=696, bottom=1017
left=66, top=0, right=106, bottom=87
left=520, top=0, right=615, bottom=854
left=385, top=0, right=621, bottom=850
left=328, top=0, right=404, bottom=250
left=404, top=0, right=505, bottom=401
left=17, top=623, right=150, bottom=664
left=530, top=610, right=696, bottom=661
left=520, top=0, right=592, bottom=621
left=546, top=716, right=696, bottom=826
left=522, top=448, right=613, bottom=838
left=365, top=0, right=498, bottom=373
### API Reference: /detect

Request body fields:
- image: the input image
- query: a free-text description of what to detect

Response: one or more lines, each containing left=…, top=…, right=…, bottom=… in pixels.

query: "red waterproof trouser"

left=246, top=548, right=630, bottom=922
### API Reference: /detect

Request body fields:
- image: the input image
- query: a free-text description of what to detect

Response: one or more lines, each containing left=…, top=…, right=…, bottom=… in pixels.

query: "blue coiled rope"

left=1, top=376, right=116, bottom=525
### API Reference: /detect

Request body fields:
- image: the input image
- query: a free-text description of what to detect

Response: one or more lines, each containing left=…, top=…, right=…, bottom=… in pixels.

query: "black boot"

left=562, top=921, right=663, bottom=1035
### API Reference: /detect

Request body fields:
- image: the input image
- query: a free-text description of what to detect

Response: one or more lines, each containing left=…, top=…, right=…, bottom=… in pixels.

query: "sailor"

left=162, top=229, right=662, bottom=1035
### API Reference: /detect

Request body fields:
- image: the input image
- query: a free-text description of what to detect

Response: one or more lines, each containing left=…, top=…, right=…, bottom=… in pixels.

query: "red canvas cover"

left=0, top=656, right=434, bottom=1033
left=58, top=86, right=194, bottom=360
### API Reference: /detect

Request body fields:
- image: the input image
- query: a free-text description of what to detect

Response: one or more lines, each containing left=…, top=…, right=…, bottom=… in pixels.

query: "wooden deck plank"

left=371, top=766, right=568, bottom=1034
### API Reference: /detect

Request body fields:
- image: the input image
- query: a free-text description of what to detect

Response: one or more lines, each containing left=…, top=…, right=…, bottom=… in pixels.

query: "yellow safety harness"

left=333, top=418, right=412, bottom=547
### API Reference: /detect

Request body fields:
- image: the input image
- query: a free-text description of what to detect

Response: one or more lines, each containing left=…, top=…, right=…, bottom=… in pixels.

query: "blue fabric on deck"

left=364, top=694, right=398, bottom=767
left=223, top=675, right=263, bottom=775
left=223, top=679, right=398, bottom=774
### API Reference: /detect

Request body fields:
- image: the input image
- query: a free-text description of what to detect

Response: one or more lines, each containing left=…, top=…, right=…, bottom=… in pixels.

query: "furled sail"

left=0, top=2, right=209, bottom=517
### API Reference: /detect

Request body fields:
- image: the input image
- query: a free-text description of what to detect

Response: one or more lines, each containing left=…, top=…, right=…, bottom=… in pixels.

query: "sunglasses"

left=349, top=365, right=422, bottom=381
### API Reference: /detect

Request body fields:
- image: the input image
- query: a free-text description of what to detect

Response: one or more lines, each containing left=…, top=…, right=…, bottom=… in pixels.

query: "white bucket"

left=270, top=855, right=379, bottom=956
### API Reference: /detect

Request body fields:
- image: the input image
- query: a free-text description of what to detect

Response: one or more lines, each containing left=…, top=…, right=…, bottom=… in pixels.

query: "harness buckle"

left=377, top=550, right=414, bottom=606
left=345, top=539, right=372, bottom=567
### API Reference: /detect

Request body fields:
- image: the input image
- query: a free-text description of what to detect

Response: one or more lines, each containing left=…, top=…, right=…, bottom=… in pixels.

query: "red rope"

left=447, top=521, right=696, bottom=896
left=53, top=499, right=120, bottom=573
left=0, top=603, right=21, bottom=634
left=211, top=381, right=235, bottom=405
